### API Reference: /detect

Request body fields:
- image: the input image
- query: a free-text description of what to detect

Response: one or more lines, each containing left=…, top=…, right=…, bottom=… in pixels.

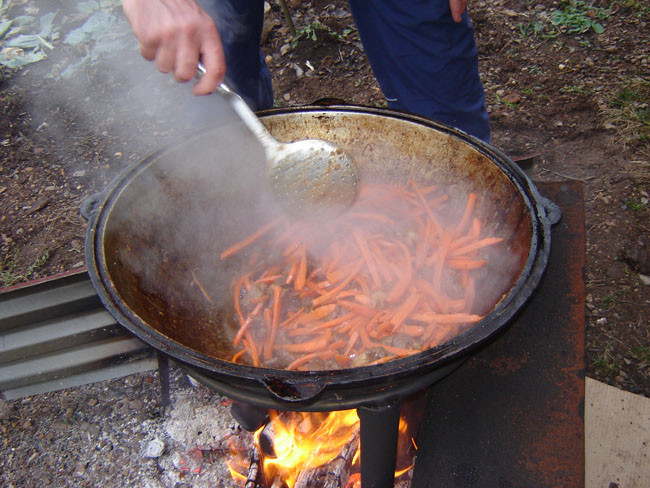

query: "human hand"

left=449, top=0, right=469, bottom=23
left=122, top=0, right=225, bottom=95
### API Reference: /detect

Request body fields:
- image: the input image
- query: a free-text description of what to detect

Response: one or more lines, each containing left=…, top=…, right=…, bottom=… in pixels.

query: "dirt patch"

left=1, top=1, right=648, bottom=394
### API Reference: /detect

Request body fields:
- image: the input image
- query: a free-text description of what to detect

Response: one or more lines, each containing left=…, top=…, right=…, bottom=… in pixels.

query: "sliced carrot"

left=450, top=237, right=504, bottom=257
left=220, top=218, right=282, bottom=260
left=294, top=244, right=307, bottom=291
left=191, top=269, right=213, bottom=304
left=455, top=192, right=477, bottom=237
left=337, top=299, right=378, bottom=318
left=312, top=260, right=364, bottom=307
left=446, top=258, right=487, bottom=270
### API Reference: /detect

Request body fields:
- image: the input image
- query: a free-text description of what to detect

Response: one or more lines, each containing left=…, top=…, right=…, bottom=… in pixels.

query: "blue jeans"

left=198, top=0, right=490, bottom=142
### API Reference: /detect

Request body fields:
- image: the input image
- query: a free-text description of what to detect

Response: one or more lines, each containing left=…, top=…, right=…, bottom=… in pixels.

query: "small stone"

left=143, top=438, right=166, bottom=458
left=596, top=317, right=608, bottom=326
left=280, top=44, right=291, bottom=56
left=639, top=274, right=650, bottom=286
left=558, top=63, right=566, bottom=70
left=283, top=93, right=291, bottom=101
left=73, top=462, right=86, bottom=477
left=0, top=399, right=13, bottom=420
left=72, top=170, right=86, bottom=178
left=114, top=152, right=123, bottom=158
left=502, top=92, right=522, bottom=104
left=22, top=420, right=33, bottom=429
left=129, top=399, right=144, bottom=410
left=87, top=398, right=98, bottom=407
left=265, top=55, right=273, bottom=64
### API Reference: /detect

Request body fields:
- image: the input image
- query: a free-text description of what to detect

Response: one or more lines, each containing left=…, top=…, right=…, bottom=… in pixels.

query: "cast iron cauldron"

left=83, top=106, right=561, bottom=410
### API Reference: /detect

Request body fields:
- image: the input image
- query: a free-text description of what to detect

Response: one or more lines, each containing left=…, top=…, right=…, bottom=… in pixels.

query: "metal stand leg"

left=358, top=399, right=402, bottom=488
left=157, top=353, right=171, bottom=408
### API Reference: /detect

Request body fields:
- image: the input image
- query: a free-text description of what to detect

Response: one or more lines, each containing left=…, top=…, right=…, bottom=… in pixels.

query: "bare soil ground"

left=0, top=0, right=648, bottom=484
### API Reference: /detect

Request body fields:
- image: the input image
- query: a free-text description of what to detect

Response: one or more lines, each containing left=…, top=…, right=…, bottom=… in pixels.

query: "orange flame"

left=227, top=408, right=418, bottom=487
left=260, top=409, right=360, bottom=487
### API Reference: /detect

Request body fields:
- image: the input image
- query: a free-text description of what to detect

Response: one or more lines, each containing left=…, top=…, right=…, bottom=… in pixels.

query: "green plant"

left=0, top=250, right=50, bottom=287
left=600, top=78, right=650, bottom=147
left=290, top=22, right=357, bottom=49
left=632, top=346, right=650, bottom=365
left=550, top=0, right=612, bottom=35
left=560, top=85, right=587, bottom=94
left=592, top=346, right=619, bottom=376
left=624, top=198, right=648, bottom=211
left=518, top=21, right=547, bottom=38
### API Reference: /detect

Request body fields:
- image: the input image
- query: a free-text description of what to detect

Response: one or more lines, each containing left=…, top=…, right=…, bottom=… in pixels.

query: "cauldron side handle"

left=80, top=191, right=108, bottom=221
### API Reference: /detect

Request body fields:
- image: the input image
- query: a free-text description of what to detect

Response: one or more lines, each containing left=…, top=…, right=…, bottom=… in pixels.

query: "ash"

left=0, top=364, right=248, bottom=487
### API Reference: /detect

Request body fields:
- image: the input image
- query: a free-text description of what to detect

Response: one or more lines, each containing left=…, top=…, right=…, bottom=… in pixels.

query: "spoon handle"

left=196, top=63, right=276, bottom=151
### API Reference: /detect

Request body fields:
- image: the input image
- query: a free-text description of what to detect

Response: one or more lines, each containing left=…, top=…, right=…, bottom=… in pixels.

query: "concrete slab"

left=586, top=378, right=650, bottom=488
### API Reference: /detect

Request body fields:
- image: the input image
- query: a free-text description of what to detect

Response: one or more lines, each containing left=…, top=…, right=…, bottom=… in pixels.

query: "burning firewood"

left=293, top=430, right=360, bottom=488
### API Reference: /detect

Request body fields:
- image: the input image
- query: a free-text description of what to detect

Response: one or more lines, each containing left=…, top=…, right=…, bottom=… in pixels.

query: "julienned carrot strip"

left=432, top=232, right=453, bottom=293
left=450, top=237, right=504, bottom=257
left=280, top=307, right=305, bottom=327
left=410, top=179, right=443, bottom=236
left=386, top=242, right=412, bottom=304
left=297, top=304, right=338, bottom=325
left=464, top=275, right=476, bottom=312
left=285, top=258, right=299, bottom=285
left=283, top=331, right=331, bottom=353
left=313, top=311, right=356, bottom=330
left=390, top=292, right=421, bottom=331
left=231, top=347, right=247, bottom=363
left=353, top=230, right=382, bottom=289
left=358, top=322, right=376, bottom=350
left=446, top=258, right=487, bottom=270
left=312, top=260, right=364, bottom=307
left=286, top=342, right=345, bottom=370
left=414, top=278, right=454, bottom=313
left=253, top=274, right=284, bottom=285
left=191, top=269, right=213, bottom=304
left=233, top=299, right=266, bottom=346
left=337, top=299, right=378, bottom=318
left=264, top=286, right=282, bottom=360
left=327, top=258, right=363, bottom=284
left=233, top=274, right=249, bottom=324
left=368, top=241, right=394, bottom=282
left=343, top=330, right=359, bottom=357
left=455, top=192, right=476, bottom=237
left=346, top=211, right=396, bottom=224
left=294, top=245, right=307, bottom=291
left=409, top=312, right=482, bottom=324
left=402, top=324, right=425, bottom=337
left=220, top=219, right=282, bottom=260
left=379, top=343, right=421, bottom=357
left=243, top=332, right=260, bottom=366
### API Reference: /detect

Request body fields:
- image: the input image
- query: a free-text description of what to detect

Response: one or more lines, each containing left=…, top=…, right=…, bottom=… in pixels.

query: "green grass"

left=592, top=352, right=619, bottom=376
left=624, top=197, right=648, bottom=211
left=601, top=78, right=650, bottom=148
left=551, top=0, right=612, bottom=34
left=0, top=250, right=50, bottom=287
left=560, top=84, right=588, bottom=94
left=290, top=21, right=358, bottom=49
left=632, top=346, right=650, bottom=365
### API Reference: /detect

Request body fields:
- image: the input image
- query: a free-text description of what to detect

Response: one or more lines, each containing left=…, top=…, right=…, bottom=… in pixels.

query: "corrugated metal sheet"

left=0, top=270, right=156, bottom=400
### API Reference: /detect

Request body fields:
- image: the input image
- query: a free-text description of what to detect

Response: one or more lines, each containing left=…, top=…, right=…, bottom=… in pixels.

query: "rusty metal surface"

left=412, top=180, right=585, bottom=488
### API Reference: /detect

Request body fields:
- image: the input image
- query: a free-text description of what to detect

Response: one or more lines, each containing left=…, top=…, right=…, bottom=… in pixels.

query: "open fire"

left=225, top=407, right=418, bottom=488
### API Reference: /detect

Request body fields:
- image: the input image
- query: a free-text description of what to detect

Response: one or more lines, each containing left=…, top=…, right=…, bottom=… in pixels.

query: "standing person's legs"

left=194, top=0, right=272, bottom=111
left=347, top=0, right=490, bottom=142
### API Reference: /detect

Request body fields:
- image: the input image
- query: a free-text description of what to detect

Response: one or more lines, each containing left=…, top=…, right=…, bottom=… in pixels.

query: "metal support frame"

left=358, top=399, right=402, bottom=488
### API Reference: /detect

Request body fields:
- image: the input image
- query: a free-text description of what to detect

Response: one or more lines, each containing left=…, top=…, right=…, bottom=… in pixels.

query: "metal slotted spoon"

left=197, top=64, right=359, bottom=218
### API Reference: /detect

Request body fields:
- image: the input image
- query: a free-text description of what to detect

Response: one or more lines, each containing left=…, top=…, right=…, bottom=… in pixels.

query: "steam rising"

left=12, top=4, right=531, bottom=367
